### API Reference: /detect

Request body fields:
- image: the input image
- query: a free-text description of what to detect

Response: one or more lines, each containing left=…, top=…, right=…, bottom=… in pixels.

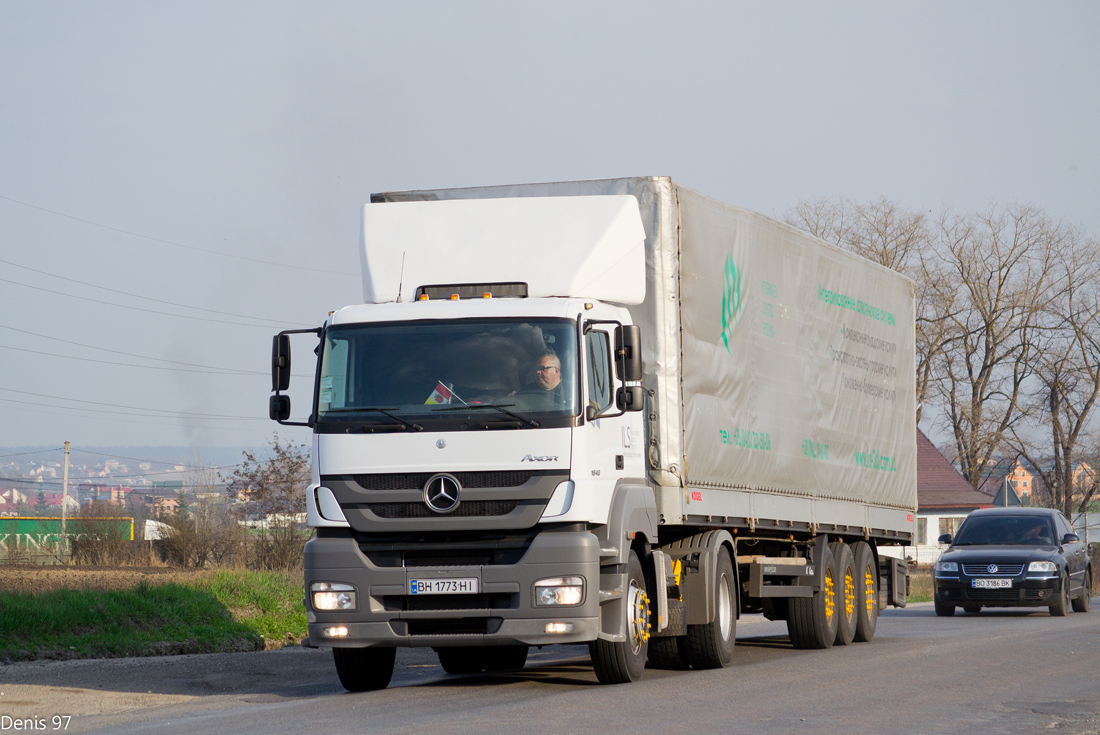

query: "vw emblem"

left=987, top=564, right=998, bottom=574
left=424, top=474, right=461, bottom=514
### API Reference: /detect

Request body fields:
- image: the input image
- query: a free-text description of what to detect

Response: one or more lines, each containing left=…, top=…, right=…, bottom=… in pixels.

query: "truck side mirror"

left=269, top=394, right=291, bottom=421
left=938, top=533, right=952, bottom=545
left=614, top=325, right=642, bottom=382
left=272, top=334, right=291, bottom=391
left=616, top=386, right=644, bottom=412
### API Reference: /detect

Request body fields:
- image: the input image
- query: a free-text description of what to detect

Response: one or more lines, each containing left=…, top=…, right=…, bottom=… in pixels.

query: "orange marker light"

left=450, top=294, right=459, bottom=300
left=419, top=294, right=429, bottom=301
left=483, top=292, right=492, bottom=299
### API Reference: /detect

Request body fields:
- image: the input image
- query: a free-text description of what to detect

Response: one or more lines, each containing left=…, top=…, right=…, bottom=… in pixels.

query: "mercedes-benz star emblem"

left=987, top=564, right=999, bottom=574
left=424, top=474, right=461, bottom=514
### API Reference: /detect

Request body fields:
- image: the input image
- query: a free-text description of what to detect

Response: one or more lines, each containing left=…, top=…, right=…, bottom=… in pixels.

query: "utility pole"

left=60, top=441, right=70, bottom=564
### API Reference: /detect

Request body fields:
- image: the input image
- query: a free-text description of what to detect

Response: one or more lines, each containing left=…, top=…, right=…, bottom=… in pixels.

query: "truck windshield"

left=316, top=318, right=578, bottom=427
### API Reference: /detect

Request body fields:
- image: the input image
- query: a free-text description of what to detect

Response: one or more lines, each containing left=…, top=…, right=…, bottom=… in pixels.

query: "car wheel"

left=962, top=604, right=981, bottom=614
left=1049, top=573, right=1070, bottom=617
left=934, top=601, right=955, bottom=617
left=1071, top=568, right=1092, bottom=613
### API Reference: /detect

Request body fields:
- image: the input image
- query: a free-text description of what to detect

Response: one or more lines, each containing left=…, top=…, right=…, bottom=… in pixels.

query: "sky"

left=1, top=1, right=1098, bottom=453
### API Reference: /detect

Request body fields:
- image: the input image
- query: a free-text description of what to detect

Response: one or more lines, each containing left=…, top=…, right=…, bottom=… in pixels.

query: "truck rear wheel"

left=333, top=647, right=396, bottom=692
left=850, top=541, right=878, bottom=642
left=437, top=647, right=486, bottom=674
left=684, top=547, right=736, bottom=669
left=830, top=542, right=857, bottom=646
left=591, top=550, right=649, bottom=684
left=646, top=636, right=690, bottom=669
left=787, top=543, right=838, bottom=649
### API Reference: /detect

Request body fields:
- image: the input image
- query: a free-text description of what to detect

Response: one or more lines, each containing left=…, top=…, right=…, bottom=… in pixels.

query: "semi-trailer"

left=269, top=177, right=915, bottom=690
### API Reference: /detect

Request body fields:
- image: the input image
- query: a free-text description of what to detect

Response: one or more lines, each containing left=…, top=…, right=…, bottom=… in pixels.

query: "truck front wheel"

left=333, top=647, right=396, bottom=692
left=591, top=550, right=650, bottom=684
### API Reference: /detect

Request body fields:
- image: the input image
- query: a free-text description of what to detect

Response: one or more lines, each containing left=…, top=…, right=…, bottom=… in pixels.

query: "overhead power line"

left=0, top=448, right=63, bottom=459
left=0, top=388, right=265, bottom=421
left=0, top=257, right=314, bottom=327
left=0, top=344, right=269, bottom=375
left=0, top=277, right=293, bottom=329
left=0, top=193, right=355, bottom=277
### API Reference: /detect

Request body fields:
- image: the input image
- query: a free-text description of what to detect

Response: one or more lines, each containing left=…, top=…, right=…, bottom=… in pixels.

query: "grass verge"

left=0, top=569, right=306, bottom=663
left=908, top=567, right=933, bottom=603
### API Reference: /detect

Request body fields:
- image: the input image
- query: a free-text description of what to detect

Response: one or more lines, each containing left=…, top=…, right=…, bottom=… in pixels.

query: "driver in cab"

left=514, top=352, right=566, bottom=409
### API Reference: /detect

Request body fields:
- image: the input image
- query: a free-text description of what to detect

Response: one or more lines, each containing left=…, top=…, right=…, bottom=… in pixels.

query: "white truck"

left=269, top=177, right=915, bottom=691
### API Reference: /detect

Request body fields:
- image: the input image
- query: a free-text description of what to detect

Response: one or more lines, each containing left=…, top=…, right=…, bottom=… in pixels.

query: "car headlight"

left=311, top=582, right=358, bottom=611
left=533, top=576, right=585, bottom=606
left=934, top=561, right=958, bottom=573
left=1028, top=561, right=1057, bottom=573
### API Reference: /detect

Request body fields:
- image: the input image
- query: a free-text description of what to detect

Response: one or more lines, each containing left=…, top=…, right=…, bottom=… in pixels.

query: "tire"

left=646, top=636, right=690, bottom=670
left=685, top=547, right=736, bottom=669
left=437, top=647, right=486, bottom=674
left=483, top=646, right=528, bottom=672
left=934, top=601, right=955, bottom=617
left=787, top=543, right=839, bottom=649
left=333, top=647, right=396, bottom=692
left=850, top=541, right=878, bottom=642
left=962, top=604, right=982, bottom=614
left=1071, top=568, right=1092, bottom=613
left=1050, top=573, right=1071, bottom=617
left=830, top=542, right=857, bottom=646
left=591, top=550, right=650, bottom=684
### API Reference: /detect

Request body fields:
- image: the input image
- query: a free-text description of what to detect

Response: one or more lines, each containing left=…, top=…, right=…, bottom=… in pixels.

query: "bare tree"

left=1007, top=228, right=1100, bottom=518
left=927, top=205, right=1068, bottom=488
left=229, top=435, right=311, bottom=570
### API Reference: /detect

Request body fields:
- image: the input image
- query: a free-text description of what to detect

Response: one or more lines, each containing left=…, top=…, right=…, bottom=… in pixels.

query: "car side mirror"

left=272, top=334, right=291, bottom=391
left=1062, top=533, right=1080, bottom=545
left=616, top=386, right=644, bottom=412
left=614, top=325, right=643, bottom=382
left=938, top=533, right=952, bottom=545
left=269, top=394, right=291, bottom=421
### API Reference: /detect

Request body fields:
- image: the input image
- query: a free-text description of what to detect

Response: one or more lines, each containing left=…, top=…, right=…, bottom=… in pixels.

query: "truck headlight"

left=1028, top=561, right=1057, bottom=573
left=533, top=576, right=585, bottom=606
left=311, top=582, right=358, bottom=611
left=934, top=561, right=957, bottom=573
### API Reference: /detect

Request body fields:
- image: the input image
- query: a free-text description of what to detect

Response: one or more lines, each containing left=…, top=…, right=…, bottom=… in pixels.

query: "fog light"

left=312, top=582, right=358, bottom=611
left=533, top=576, right=585, bottom=606
left=323, top=626, right=349, bottom=638
left=545, top=623, right=573, bottom=634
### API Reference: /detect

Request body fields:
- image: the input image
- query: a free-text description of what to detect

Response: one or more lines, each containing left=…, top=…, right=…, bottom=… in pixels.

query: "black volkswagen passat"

left=933, top=507, right=1092, bottom=617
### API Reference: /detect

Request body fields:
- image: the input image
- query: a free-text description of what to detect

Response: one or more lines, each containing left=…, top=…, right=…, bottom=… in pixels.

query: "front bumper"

left=304, top=527, right=601, bottom=648
left=934, top=576, right=1063, bottom=607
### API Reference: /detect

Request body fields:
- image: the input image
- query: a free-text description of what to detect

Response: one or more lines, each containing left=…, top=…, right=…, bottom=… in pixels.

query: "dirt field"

left=0, top=565, right=217, bottom=594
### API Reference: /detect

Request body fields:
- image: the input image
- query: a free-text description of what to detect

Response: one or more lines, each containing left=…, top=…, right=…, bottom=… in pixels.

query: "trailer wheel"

left=437, top=647, right=486, bottom=674
left=830, top=542, right=857, bottom=646
left=787, top=543, right=838, bottom=649
left=646, top=637, right=690, bottom=669
left=850, top=541, right=878, bottom=642
left=591, top=550, right=649, bottom=684
left=483, top=646, right=528, bottom=672
left=333, top=647, right=396, bottom=692
left=685, top=547, right=736, bottom=669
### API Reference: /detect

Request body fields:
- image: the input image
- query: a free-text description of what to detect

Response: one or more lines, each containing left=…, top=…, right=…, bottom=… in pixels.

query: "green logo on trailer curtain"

left=721, top=254, right=743, bottom=354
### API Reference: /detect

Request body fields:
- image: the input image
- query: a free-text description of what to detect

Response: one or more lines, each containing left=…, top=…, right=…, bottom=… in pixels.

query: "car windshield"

left=953, top=515, right=1056, bottom=546
left=316, top=318, right=578, bottom=426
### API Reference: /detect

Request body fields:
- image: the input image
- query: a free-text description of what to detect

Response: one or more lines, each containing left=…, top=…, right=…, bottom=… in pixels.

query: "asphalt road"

left=2, top=601, right=1098, bottom=735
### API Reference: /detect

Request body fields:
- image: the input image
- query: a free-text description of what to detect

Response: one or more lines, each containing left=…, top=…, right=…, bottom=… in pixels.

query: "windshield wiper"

left=432, top=403, right=541, bottom=428
left=324, top=407, right=423, bottom=432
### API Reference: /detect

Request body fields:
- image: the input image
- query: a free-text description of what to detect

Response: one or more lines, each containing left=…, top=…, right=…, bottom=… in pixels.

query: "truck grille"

left=365, top=500, right=519, bottom=518
left=399, top=593, right=517, bottom=612
left=353, top=471, right=534, bottom=490
left=962, top=564, right=1024, bottom=576
left=406, top=618, right=494, bottom=636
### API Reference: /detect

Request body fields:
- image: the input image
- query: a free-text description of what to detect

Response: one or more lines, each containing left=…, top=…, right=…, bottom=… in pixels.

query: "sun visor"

left=360, top=195, right=647, bottom=304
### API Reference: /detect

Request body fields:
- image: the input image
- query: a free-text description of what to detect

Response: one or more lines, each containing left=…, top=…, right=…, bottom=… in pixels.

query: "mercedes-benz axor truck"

left=268, top=177, right=915, bottom=691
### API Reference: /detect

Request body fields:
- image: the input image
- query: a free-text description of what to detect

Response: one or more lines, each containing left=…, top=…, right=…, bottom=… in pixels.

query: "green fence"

left=0, top=516, right=134, bottom=565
